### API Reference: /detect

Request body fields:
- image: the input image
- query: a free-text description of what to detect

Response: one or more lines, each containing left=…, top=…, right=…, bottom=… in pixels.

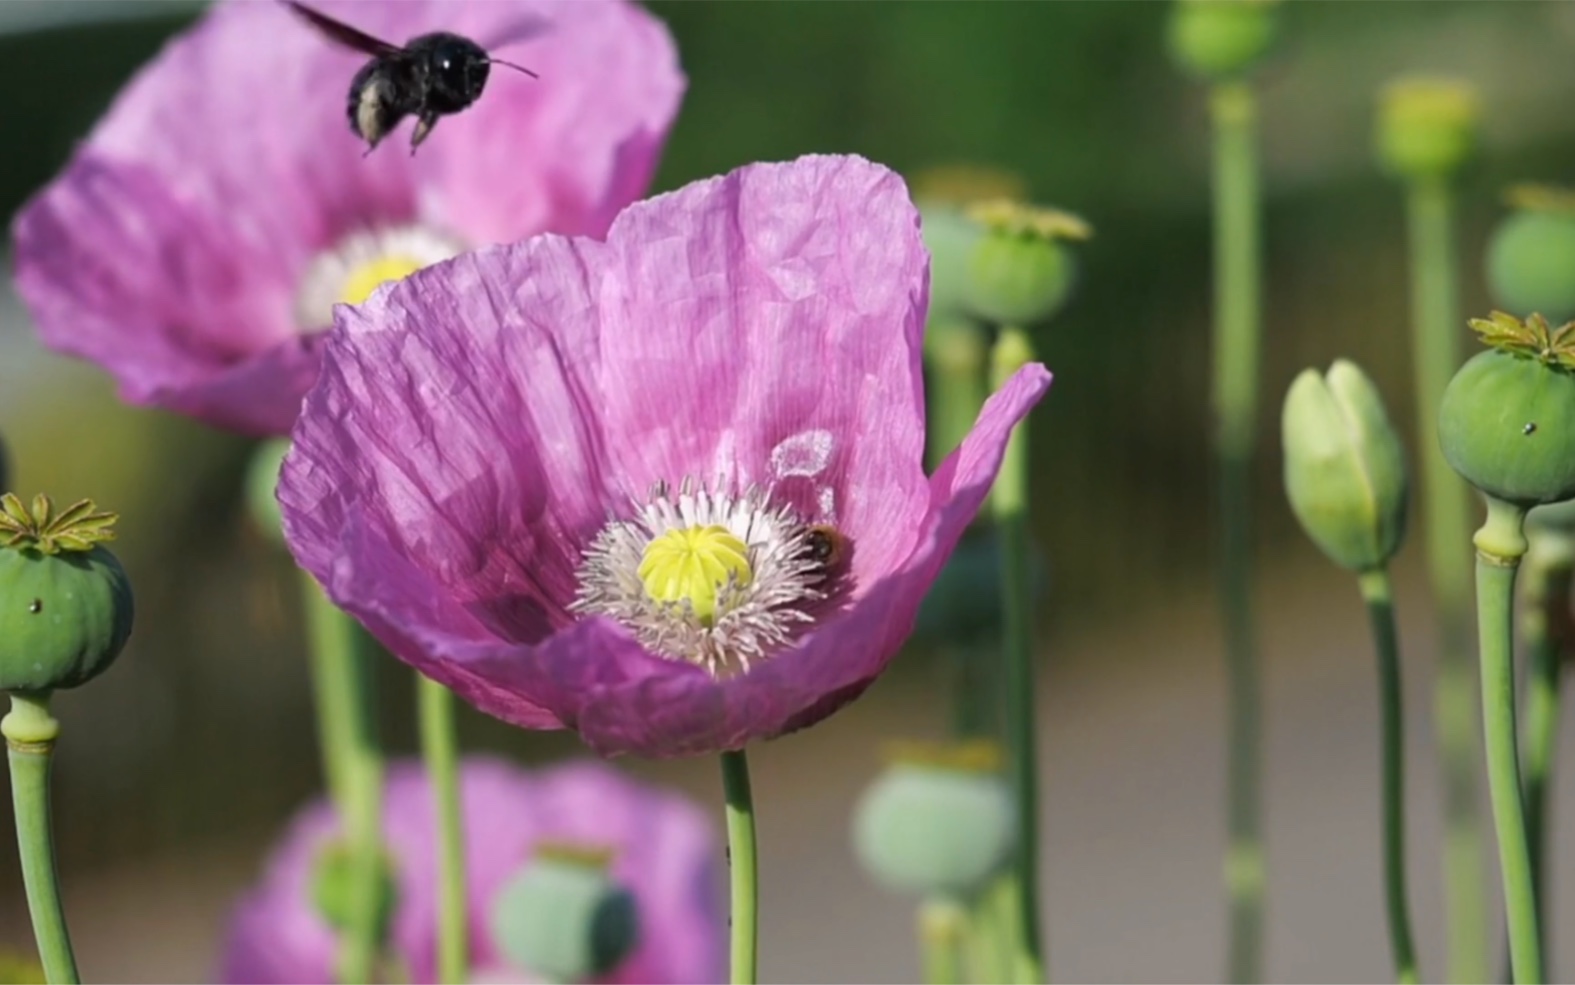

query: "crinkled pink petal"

left=11, top=0, right=683, bottom=437
left=281, top=154, right=1052, bottom=756
left=219, top=758, right=722, bottom=984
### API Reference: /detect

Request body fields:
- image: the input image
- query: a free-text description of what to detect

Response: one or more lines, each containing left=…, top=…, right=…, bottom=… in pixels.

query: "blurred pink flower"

left=278, top=154, right=1051, bottom=757
left=220, top=757, right=721, bottom=984
left=11, top=0, right=683, bottom=436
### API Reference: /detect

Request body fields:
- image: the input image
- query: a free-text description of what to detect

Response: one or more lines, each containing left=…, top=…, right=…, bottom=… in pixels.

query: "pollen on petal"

left=637, top=525, right=753, bottom=626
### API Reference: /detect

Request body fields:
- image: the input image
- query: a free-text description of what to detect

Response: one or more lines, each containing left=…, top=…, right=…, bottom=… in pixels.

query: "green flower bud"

left=852, top=740, right=1015, bottom=900
left=490, top=845, right=639, bottom=982
left=245, top=438, right=291, bottom=545
left=1440, top=312, right=1575, bottom=507
left=962, top=200, right=1090, bottom=328
left=311, top=840, right=399, bottom=944
left=1375, top=77, right=1480, bottom=181
left=1281, top=361, right=1408, bottom=572
left=0, top=494, right=133, bottom=693
left=1486, top=185, right=1575, bottom=324
left=1167, top=0, right=1280, bottom=82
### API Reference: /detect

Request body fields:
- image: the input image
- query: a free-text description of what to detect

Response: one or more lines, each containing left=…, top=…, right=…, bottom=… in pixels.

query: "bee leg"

left=410, top=111, right=440, bottom=155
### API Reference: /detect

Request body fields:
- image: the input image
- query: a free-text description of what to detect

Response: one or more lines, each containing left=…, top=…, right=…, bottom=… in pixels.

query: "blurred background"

left=3, top=1, right=1575, bottom=981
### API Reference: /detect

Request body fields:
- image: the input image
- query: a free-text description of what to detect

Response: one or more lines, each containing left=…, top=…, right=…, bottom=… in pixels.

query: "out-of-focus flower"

left=278, top=154, right=1052, bottom=757
left=11, top=0, right=684, bottom=437
left=220, top=758, right=721, bottom=984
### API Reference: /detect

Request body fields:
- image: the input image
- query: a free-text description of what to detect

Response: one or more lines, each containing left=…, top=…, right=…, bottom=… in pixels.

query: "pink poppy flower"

left=220, top=757, right=721, bottom=983
left=278, top=154, right=1052, bottom=756
left=11, top=0, right=683, bottom=436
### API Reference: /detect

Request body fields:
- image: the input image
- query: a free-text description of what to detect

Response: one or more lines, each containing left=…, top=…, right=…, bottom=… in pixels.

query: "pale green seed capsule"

left=1440, top=312, right=1575, bottom=507
left=1487, top=186, right=1575, bottom=324
left=962, top=200, right=1090, bottom=328
left=1375, top=77, right=1479, bottom=181
left=1167, top=0, right=1280, bottom=82
left=1281, top=361, right=1408, bottom=572
left=852, top=741, right=1016, bottom=900
left=490, top=847, right=639, bottom=982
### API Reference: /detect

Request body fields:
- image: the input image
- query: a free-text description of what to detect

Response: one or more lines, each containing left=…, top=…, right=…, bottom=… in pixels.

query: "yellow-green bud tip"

left=1376, top=76, right=1480, bottom=179
left=880, top=738, right=1005, bottom=774
left=1504, top=183, right=1575, bottom=219
left=966, top=199, right=1093, bottom=243
left=911, top=165, right=1028, bottom=210
left=637, top=525, right=752, bottom=626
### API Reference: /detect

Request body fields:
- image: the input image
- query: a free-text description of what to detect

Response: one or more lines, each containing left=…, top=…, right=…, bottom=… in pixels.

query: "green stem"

left=992, top=326, right=1045, bottom=985
left=1473, top=497, right=1542, bottom=984
left=720, top=749, right=758, bottom=985
left=419, top=675, right=467, bottom=984
left=1357, top=570, right=1419, bottom=985
left=302, top=576, right=386, bottom=985
left=1518, top=530, right=1573, bottom=974
left=1404, top=175, right=1489, bottom=984
left=1210, top=79, right=1265, bottom=985
left=920, top=898, right=968, bottom=985
left=2, top=694, right=77, bottom=985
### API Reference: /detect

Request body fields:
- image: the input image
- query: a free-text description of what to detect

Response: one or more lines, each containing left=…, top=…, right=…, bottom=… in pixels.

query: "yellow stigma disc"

left=339, top=256, right=427, bottom=306
left=637, top=525, right=753, bottom=626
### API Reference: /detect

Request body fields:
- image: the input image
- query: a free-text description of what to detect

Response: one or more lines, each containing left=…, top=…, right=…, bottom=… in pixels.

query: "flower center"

left=295, top=225, right=464, bottom=331
left=570, top=480, right=848, bottom=677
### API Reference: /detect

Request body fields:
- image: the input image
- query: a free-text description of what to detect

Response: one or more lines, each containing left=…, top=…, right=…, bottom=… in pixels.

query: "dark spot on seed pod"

left=1525, top=422, right=1539, bottom=435
left=27, top=599, right=42, bottom=614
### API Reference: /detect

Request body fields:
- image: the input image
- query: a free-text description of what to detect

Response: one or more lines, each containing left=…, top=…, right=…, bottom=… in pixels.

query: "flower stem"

left=2, top=693, right=77, bottom=985
left=1404, top=174, right=1489, bottom=985
left=1357, top=569, right=1419, bottom=985
left=419, top=675, right=467, bottom=984
left=301, top=576, right=386, bottom=985
left=1210, top=79, right=1265, bottom=985
left=919, top=898, right=968, bottom=985
left=1473, top=496, right=1542, bottom=984
left=720, top=749, right=758, bottom=985
left=991, top=325, right=1046, bottom=985
left=1518, top=526, right=1574, bottom=975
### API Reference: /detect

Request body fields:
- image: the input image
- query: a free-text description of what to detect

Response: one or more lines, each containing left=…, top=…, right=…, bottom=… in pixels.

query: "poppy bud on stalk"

left=1167, top=0, right=1280, bottom=82
left=1281, top=361, right=1408, bottom=573
left=1375, top=77, right=1480, bottom=182
left=1487, top=186, right=1575, bottom=325
left=852, top=740, right=1016, bottom=900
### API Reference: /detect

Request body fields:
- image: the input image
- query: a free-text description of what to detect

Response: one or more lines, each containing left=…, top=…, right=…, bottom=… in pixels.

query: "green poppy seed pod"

left=490, top=846, right=639, bottom=982
left=1281, top=361, right=1408, bottom=573
left=913, top=166, right=1027, bottom=322
left=1439, top=312, right=1575, bottom=507
left=1375, top=77, right=1480, bottom=181
left=245, top=438, right=291, bottom=545
left=0, top=494, right=133, bottom=693
left=310, top=840, right=399, bottom=944
left=1167, top=0, right=1280, bottom=82
left=962, top=200, right=1090, bottom=328
left=852, top=740, right=1016, bottom=900
left=1487, top=186, right=1575, bottom=324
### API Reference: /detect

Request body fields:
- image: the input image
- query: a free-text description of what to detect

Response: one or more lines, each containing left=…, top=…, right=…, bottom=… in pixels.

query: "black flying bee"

left=282, top=2, right=545, bottom=154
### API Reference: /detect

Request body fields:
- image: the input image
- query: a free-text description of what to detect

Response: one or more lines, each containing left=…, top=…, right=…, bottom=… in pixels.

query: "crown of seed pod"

left=1375, top=76, right=1480, bottom=181
left=0, top=493, right=134, bottom=693
left=1487, top=185, right=1575, bottom=324
left=1440, top=312, right=1575, bottom=507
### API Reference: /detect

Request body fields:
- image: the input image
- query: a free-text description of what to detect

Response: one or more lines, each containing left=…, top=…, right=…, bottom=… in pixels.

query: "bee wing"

left=480, top=13, right=556, bottom=56
left=282, top=1, right=402, bottom=56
